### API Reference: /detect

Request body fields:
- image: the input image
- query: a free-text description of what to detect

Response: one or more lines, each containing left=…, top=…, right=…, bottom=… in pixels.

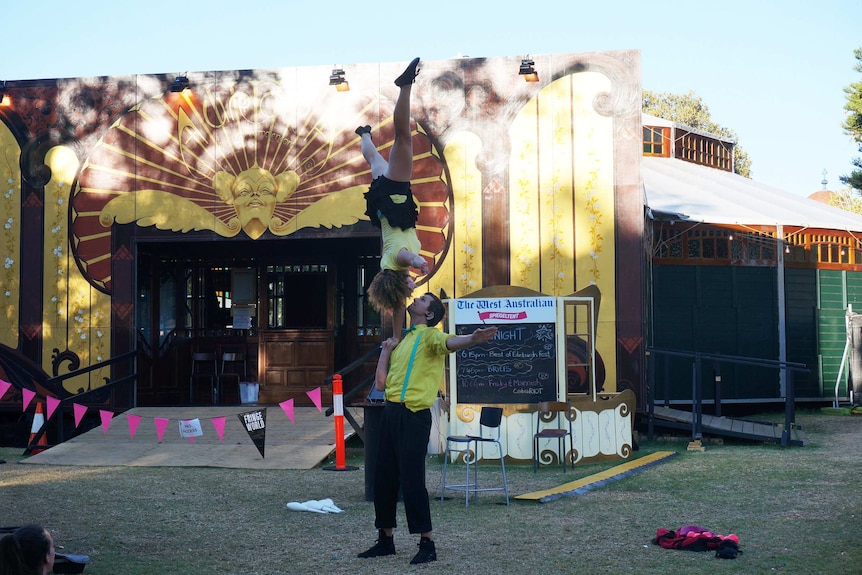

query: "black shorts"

left=365, top=176, right=418, bottom=230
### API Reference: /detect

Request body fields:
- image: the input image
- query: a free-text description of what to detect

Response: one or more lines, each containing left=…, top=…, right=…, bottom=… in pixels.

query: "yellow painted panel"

left=424, top=135, right=456, bottom=302
left=43, top=146, right=112, bottom=394
left=424, top=133, right=482, bottom=395
left=571, top=73, right=614, bottom=289
left=569, top=73, right=616, bottom=390
left=539, top=77, right=576, bottom=295
left=510, top=71, right=618, bottom=390
left=0, top=123, right=21, bottom=346
left=509, top=98, right=541, bottom=290
left=443, top=131, right=483, bottom=298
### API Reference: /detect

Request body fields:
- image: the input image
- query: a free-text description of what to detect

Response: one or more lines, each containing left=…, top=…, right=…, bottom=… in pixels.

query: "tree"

left=828, top=186, right=862, bottom=214
left=840, top=47, right=862, bottom=193
left=642, top=89, right=752, bottom=178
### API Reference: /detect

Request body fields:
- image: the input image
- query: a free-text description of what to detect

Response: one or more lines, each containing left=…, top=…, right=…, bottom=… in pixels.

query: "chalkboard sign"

left=451, top=297, right=558, bottom=404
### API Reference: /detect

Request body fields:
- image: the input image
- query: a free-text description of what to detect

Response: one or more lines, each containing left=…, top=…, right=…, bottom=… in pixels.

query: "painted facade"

left=0, top=52, right=644, bottom=415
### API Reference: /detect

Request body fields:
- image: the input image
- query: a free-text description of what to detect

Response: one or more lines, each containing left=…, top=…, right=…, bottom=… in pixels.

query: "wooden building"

left=643, top=113, right=862, bottom=406
left=2, top=49, right=859, bottom=434
left=0, top=51, right=643, bottom=419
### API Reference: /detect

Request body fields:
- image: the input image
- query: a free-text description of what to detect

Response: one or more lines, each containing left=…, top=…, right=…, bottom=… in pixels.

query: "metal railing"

left=646, top=347, right=809, bottom=447
left=25, top=350, right=139, bottom=454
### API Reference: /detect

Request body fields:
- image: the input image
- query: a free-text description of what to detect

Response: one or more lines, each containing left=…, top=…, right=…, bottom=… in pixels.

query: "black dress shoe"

left=357, top=530, right=396, bottom=558
left=394, top=57, right=420, bottom=87
left=409, top=538, right=436, bottom=564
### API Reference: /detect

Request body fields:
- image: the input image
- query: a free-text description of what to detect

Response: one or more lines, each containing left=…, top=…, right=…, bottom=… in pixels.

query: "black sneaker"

left=355, top=125, right=372, bottom=136
left=357, top=529, right=395, bottom=558
left=409, top=537, right=437, bottom=565
left=394, top=57, right=421, bottom=87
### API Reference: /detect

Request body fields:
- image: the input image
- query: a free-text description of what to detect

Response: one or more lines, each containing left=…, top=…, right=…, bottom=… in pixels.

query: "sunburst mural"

left=70, top=76, right=452, bottom=293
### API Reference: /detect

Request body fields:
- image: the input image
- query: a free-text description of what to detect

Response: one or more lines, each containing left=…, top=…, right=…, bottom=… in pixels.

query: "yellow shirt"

left=380, top=215, right=421, bottom=271
left=384, top=325, right=454, bottom=411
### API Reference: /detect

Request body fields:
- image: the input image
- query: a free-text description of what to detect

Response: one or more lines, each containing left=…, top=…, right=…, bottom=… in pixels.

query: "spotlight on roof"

left=518, top=57, right=539, bottom=83
left=328, top=67, right=349, bottom=92
left=170, top=75, right=190, bottom=93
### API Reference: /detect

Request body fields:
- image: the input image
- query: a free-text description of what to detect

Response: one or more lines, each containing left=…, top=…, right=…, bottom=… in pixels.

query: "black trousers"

left=373, top=401, right=432, bottom=534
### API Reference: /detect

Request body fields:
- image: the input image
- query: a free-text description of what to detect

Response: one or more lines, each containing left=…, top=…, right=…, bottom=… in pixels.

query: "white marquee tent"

left=642, top=155, right=862, bottom=232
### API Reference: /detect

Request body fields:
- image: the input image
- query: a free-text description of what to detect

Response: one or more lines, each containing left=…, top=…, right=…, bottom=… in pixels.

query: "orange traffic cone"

left=28, top=401, right=48, bottom=454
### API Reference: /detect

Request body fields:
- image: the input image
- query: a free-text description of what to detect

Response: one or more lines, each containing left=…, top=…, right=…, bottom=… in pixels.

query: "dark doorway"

left=135, top=237, right=382, bottom=406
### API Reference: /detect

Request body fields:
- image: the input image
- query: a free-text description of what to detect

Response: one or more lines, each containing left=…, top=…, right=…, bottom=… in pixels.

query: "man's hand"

left=471, top=326, right=498, bottom=344
left=447, top=326, right=498, bottom=352
left=381, top=337, right=399, bottom=352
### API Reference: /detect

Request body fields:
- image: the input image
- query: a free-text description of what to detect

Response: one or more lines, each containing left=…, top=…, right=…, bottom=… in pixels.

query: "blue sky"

left=2, top=0, right=859, bottom=197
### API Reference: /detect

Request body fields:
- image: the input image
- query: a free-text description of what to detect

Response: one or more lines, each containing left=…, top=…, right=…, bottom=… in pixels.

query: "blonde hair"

left=367, top=269, right=412, bottom=312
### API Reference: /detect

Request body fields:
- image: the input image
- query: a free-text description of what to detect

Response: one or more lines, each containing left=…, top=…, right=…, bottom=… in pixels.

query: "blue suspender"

left=400, top=331, right=423, bottom=402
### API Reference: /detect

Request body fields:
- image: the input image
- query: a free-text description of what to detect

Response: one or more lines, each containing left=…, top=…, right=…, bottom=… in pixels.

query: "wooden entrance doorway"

left=135, top=237, right=382, bottom=407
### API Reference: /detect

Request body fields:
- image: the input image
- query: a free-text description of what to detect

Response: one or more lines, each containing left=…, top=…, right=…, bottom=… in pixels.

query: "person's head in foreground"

left=0, top=524, right=55, bottom=575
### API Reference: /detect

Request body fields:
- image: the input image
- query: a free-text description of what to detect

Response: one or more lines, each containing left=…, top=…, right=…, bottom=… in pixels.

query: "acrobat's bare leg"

left=385, top=58, right=419, bottom=183
left=357, top=127, right=389, bottom=179
left=396, top=247, right=429, bottom=275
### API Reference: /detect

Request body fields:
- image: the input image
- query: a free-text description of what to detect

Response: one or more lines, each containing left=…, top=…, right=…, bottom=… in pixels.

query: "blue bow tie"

left=402, top=326, right=416, bottom=334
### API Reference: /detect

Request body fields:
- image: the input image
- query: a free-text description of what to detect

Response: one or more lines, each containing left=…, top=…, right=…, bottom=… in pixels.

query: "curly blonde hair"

left=367, top=269, right=412, bottom=312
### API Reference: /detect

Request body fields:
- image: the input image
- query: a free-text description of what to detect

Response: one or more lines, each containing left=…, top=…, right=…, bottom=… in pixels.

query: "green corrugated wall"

left=784, top=268, right=819, bottom=397
left=652, top=265, right=779, bottom=401
left=816, top=270, right=862, bottom=398
left=653, top=266, right=862, bottom=404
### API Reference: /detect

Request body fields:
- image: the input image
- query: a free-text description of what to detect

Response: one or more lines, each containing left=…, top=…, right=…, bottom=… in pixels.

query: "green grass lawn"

left=1, top=410, right=860, bottom=574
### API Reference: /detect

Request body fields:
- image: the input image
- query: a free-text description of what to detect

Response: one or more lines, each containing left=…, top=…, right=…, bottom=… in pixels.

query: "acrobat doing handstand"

left=357, top=57, right=429, bottom=338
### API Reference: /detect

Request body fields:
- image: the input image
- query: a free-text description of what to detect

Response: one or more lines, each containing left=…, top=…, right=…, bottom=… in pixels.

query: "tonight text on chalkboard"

left=453, top=321, right=557, bottom=404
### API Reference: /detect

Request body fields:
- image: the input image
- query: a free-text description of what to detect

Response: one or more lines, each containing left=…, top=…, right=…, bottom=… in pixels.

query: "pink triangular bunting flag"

left=154, top=417, right=169, bottom=442
left=73, top=403, right=87, bottom=428
left=99, top=410, right=114, bottom=434
left=22, top=388, right=36, bottom=411
left=279, top=399, right=295, bottom=423
left=0, top=379, right=10, bottom=400
left=46, top=396, right=61, bottom=420
left=306, top=387, right=322, bottom=412
left=211, top=416, right=226, bottom=440
left=127, top=414, right=142, bottom=438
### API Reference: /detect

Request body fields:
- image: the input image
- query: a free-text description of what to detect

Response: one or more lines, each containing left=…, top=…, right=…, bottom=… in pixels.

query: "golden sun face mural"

left=212, top=165, right=300, bottom=239
left=70, top=77, right=452, bottom=293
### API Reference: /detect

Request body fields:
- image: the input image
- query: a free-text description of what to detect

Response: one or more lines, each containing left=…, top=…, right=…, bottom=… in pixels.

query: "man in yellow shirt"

left=358, top=292, right=498, bottom=565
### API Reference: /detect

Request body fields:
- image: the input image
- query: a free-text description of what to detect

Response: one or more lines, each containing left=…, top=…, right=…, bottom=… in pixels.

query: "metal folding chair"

left=218, top=352, right=248, bottom=404
left=189, top=352, right=218, bottom=405
left=440, top=406, right=509, bottom=506
left=532, top=401, right=574, bottom=472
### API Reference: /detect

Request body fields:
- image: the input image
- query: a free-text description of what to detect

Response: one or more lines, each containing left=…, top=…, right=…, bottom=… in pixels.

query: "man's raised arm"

left=446, top=327, right=498, bottom=352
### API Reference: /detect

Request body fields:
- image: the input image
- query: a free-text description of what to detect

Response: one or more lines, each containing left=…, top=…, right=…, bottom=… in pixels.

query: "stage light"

left=519, top=57, right=538, bottom=82
left=170, top=75, right=190, bottom=93
left=329, top=67, right=349, bottom=92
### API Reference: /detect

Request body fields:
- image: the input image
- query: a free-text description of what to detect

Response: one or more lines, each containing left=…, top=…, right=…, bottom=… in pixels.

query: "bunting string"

left=0, top=378, right=326, bottom=458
